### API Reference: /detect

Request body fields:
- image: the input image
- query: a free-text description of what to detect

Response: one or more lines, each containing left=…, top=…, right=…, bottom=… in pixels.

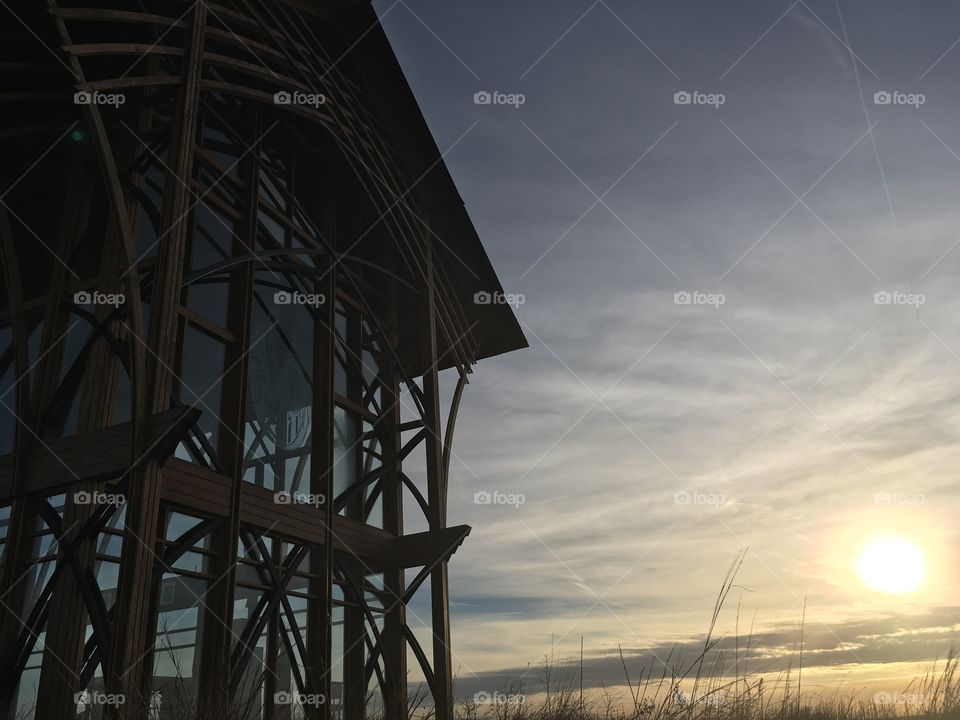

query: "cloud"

left=378, top=0, right=960, bottom=689
left=450, top=606, right=960, bottom=701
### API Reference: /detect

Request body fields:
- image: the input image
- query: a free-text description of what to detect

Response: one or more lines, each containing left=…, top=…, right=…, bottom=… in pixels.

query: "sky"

left=372, top=0, right=960, bottom=704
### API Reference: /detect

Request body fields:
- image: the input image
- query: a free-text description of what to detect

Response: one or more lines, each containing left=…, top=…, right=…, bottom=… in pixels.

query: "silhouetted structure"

left=0, top=3, right=525, bottom=719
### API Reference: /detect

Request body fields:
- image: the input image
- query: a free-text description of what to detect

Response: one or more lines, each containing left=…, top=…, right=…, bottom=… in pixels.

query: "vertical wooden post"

left=196, top=105, right=259, bottom=716
left=343, top=292, right=367, bottom=719
left=264, top=541, right=281, bottom=719
left=382, top=367, right=407, bottom=718
left=423, top=238, right=452, bottom=720
left=0, top=209, right=37, bottom=720
left=382, top=239, right=408, bottom=719
left=106, top=6, right=206, bottom=719
left=35, top=170, right=124, bottom=720
left=307, top=189, right=337, bottom=720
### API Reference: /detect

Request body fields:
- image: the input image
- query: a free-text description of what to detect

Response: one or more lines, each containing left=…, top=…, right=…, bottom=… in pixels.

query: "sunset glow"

left=858, top=536, right=925, bottom=594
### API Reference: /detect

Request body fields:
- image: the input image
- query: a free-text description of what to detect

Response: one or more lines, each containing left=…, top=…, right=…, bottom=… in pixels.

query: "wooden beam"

left=388, top=526, right=470, bottom=571
left=0, top=406, right=200, bottom=500
left=423, top=234, right=453, bottom=720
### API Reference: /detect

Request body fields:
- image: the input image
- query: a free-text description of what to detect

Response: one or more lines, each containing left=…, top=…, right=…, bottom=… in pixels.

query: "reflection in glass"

left=151, top=512, right=212, bottom=718
left=175, top=326, right=226, bottom=467
left=243, top=278, right=313, bottom=493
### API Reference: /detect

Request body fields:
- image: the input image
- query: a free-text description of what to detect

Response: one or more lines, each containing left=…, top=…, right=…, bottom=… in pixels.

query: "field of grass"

left=440, top=648, right=960, bottom=720
left=426, top=552, right=960, bottom=720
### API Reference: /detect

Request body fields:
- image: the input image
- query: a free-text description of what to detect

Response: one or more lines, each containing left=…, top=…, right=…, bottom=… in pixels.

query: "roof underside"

left=331, top=1, right=528, bottom=369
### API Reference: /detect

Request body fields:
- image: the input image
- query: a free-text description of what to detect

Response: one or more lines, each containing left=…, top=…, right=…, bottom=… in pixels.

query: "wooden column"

left=307, top=184, right=336, bottom=720
left=106, top=5, right=207, bottom=719
left=382, top=365, right=407, bottom=719
left=381, top=237, right=407, bottom=718
left=0, top=208, right=37, bottom=720
left=343, top=290, right=367, bottom=720
left=196, top=102, right=258, bottom=719
left=35, top=153, right=124, bottom=720
left=423, top=239, right=452, bottom=720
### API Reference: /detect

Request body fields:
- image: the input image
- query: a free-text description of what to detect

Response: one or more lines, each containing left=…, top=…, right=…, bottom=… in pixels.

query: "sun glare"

left=858, top=536, right=925, bottom=594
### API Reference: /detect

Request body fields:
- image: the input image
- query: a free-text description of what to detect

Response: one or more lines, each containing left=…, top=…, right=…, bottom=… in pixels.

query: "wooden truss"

left=0, top=2, right=523, bottom=719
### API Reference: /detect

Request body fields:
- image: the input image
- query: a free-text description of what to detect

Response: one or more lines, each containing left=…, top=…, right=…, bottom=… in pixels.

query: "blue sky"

left=375, top=0, right=960, bottom=700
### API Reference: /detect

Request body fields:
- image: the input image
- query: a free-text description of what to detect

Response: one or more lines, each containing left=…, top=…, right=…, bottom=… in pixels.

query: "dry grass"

left=450, top=551, right=960, bottom=720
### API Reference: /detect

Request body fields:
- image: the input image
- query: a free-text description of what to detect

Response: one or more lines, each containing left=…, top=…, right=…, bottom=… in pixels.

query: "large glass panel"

left=79, top=505, right=126, bottom=714
left=13, top=495, right=65, bottom=720
left=0, top=505, right=10, bottom=561
left=257, top=208, right=285, bottom=248
left=152, top=512, right=213, bottom=718
left=275, top=542, right=315, bottom=718
left=362, top=420, right=383, bottom=530
left=330, top=604, right=345, bottom=714
left=244, top=277, right=313, bottom=494
left=175, top=325, right=227, bottom=466
left=276, top=604, right=311, bottom=719
left=258, top=167, right=287, bottom=212
left=233, top=534, right=275, bottom=720
left=333, top=407, right=358, bottom=513
left=186, top=202, right=234, bottom=328
left=232, top=585, right=269, bottom=720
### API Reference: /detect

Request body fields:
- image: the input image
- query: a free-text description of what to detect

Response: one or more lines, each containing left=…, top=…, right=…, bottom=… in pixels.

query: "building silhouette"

left=0, top=2, right=525, bottom=719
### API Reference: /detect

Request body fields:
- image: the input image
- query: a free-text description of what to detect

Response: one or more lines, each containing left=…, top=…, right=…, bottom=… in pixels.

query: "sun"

left=857, top=536, right=925, bottom=594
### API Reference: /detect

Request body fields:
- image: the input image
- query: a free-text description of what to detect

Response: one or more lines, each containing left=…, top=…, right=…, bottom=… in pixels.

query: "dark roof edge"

left=335, top=3, right=529, bottom=369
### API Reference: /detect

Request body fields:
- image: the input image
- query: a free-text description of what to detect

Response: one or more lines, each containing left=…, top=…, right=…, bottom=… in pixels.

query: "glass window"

left=175, top=326, right=227, bottom=466
left=152, top=512, right=214, bottom=716
left=333, top=407, right=358, bottom=512
left=186, top=202, right=233, bottom=328
left=13, top=495, right=65, bottom=720
left=0, top=505, right=10, bottom=561
left=81, top=505, right=126, bottom=698
left=244, top=279, right=313, bottom=493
